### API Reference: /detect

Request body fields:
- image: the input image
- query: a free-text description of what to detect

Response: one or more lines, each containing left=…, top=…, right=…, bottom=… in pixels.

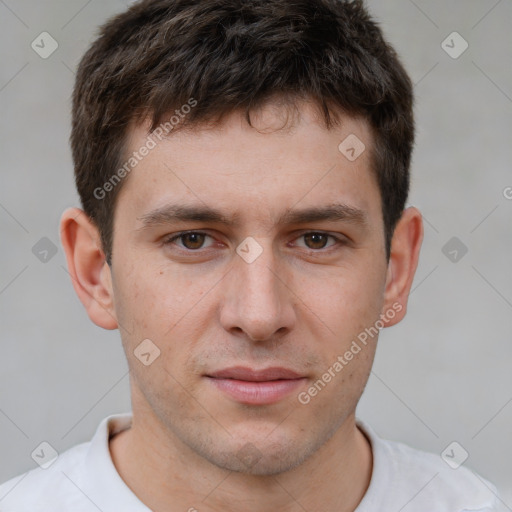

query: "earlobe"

left=381, top=207, right=424, bottom=327
left=60, top=207, right=118, bottom=330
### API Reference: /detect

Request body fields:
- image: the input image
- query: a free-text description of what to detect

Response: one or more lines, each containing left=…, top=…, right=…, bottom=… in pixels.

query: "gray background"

left=1, top=0, right=511, bottom=505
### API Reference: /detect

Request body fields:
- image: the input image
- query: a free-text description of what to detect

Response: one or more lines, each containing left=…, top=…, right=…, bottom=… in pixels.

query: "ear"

left=60, top=207, right=118, bottom=330
left=381, top=206, right=423, bottom=327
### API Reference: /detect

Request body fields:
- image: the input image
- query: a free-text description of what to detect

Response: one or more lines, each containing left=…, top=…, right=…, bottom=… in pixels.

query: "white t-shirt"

left=0, top=413, right=504, bottom=511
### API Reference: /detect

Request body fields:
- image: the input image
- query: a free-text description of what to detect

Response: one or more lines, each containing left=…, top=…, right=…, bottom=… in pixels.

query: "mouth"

left=205, top=366, right=307, bottom=405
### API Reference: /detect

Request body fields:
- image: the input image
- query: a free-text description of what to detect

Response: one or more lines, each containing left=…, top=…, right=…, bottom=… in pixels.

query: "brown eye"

left=179, top=232, right=207, bottom=250
left=303, top=233, right=330, bottom=250
left=164, top=231, right=213, bottom=251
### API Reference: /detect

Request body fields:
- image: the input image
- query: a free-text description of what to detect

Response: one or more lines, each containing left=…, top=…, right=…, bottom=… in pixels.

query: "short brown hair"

left=71, top=0, right=414, bottom=265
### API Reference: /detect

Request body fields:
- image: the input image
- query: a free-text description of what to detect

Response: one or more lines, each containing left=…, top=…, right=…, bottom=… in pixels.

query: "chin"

left=197, top=432, right=324, bottom=476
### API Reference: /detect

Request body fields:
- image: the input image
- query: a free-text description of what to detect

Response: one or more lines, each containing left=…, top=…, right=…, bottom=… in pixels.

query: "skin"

left=60, top=100, right=423, bottom=512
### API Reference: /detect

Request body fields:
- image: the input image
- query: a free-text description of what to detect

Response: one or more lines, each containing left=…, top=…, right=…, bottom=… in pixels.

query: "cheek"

left=112, top=265, right=206, bottom=406
left=113, top=262, right=220, bottom=392
left=300, top=266, right=385, bottom=334
left=292, top=265, right=385, bottom=396
left=114, top=263, right=197, bottom=338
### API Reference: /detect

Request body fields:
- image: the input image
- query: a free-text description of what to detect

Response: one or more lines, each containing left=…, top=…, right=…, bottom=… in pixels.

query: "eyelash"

left=162, top=230, right=346, bottom=253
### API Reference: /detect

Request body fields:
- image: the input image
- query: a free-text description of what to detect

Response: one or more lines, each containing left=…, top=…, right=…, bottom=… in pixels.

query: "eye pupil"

left=305, top=233, right=328, bottom=249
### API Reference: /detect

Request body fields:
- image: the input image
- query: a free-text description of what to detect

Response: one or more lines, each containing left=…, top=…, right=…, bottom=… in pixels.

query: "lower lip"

left=207, top=377, right=306, bottom=405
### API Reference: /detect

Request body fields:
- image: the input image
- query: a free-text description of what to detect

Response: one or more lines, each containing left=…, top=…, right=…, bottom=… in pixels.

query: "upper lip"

left=207, top=366, right=304, bottom=382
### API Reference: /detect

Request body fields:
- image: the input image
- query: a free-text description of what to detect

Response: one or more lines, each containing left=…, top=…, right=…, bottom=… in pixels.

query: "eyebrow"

left=136, top=203, right=368, bottom=230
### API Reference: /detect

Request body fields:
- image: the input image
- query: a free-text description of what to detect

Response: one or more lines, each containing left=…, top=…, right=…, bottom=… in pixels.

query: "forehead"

left=116, top=102, right=381, bottom=227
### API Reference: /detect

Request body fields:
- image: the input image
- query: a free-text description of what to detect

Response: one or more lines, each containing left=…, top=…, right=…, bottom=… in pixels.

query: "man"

left=0, top=0, right=503, bottom=510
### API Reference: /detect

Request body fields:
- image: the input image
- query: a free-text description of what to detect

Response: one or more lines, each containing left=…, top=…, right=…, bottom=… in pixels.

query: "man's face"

left=110, top=102, right=390, bottom=475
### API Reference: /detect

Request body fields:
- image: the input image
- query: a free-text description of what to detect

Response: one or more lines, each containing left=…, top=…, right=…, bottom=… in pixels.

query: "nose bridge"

left=222, top=238, right=293, bottom=340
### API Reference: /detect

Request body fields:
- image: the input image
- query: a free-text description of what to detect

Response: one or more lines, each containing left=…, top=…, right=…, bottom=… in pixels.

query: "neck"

left=109, top=410, right=373, bottom=512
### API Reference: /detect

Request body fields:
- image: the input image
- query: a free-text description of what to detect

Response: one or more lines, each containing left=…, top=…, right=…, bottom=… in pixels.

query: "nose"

left=219, top=240, right=296, bottom=342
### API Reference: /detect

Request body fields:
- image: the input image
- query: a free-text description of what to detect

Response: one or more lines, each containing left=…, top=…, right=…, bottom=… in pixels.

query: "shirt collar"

left=82, top=412, right=150, bottom=511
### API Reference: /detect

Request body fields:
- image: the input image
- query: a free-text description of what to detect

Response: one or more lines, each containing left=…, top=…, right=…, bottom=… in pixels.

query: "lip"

left=208, top=366, right=303, bottom=381
left=206, top=366, right=306, bottom=405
